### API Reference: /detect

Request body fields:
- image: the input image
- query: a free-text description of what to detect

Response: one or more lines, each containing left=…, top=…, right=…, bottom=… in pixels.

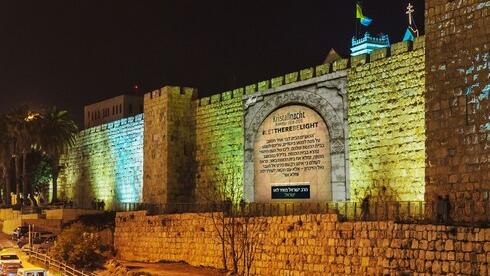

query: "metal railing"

left=231, top=201, right=426, bottom=223
left=114, top=201, right=425, bottom=221
left=114, top=200, right=490, bottom=226
left=26, top=249, right=96, bottom=276
left=113, top=202, right=224, bottom=215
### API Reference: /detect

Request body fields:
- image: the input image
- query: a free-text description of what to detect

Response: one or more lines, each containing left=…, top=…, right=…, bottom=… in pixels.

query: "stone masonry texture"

left=58, top=41, right=429, bottom=206
left=58, top=115, right=144, bottom=208
left=194, top=91, right=244, bottom=201
left=143, top=87, right=197, bottom=204
left=348, top=38, right=426, bottom=202
left=115, top=211, right=490, bottom=275
left=425, top=0, right=490, bottom=221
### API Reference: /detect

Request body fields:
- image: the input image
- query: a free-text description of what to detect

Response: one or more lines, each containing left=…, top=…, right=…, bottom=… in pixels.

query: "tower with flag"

left=351, top=1, right=390, bottom=57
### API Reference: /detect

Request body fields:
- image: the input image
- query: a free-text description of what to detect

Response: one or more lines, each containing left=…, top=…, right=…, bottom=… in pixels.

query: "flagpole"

left=355, top=1, right=359, bottom=38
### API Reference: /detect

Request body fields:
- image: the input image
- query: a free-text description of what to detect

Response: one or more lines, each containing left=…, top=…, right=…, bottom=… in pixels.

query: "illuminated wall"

left=194, top=90, right=244, bottom=201
left=143, top=87, right=197, bottom=204
left=58, top=114, right=144, bottom=208
left=58, top=38, right=427, bottom=206
left=347, top=38, right=426, bottom=201
left=425, top=0, right=490, bottom=221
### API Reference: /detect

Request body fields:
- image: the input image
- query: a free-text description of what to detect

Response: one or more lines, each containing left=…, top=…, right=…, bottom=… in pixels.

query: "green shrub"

left=49, top=223, right=108, bottom=270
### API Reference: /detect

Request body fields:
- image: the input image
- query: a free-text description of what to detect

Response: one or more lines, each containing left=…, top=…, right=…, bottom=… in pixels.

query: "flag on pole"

left=356, top=3, right=373, bottom=26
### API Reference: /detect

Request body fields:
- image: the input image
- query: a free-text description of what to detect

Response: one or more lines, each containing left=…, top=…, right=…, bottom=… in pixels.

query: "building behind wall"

left=84, top=94, right=143, bottom=129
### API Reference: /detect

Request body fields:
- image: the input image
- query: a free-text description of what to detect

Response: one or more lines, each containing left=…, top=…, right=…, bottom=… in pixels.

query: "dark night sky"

left=0, top=0, right=424, bottom=126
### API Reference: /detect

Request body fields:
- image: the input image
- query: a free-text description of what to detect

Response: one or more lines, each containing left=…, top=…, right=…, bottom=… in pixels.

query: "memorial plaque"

left=254, top=105, right=331, bottom=202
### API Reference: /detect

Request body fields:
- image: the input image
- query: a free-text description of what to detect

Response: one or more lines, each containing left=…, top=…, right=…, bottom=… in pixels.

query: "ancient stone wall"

left=347, top=37, right=426, bottom=202
left=58, top=114, right=144, bottom=208
left=115, top=211, right=490, bottom=275
left=194, top=91, right=244, bottom=201
left=425, top=0, right=490, bottom=220
left=58, top=37, right=428, bottom=205
left=142, top=87, right=197, bottom=203
left=166, top=87, right=197, bottom=202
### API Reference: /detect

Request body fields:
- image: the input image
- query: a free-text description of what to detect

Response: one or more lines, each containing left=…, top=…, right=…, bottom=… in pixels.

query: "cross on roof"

left=406, top=3, right=414, bottom=26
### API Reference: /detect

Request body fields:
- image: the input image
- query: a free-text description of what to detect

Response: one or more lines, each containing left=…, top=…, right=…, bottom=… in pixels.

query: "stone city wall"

left=194, top=91, right=244, bottom=201
left=347, top=37, right=426, bottom=201
left=425, top=0, right=490, bottom=220
left=115, top=211, right=490, bottom=275
left=143, top=87, right=197, bottom=204
left=58, top=114, right=144, bottom=208
left=58, top=38, right=428, bottom=205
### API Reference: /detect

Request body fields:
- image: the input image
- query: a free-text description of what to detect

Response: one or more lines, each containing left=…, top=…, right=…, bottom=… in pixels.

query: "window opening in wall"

left=129, top=104, right=133, bottom=114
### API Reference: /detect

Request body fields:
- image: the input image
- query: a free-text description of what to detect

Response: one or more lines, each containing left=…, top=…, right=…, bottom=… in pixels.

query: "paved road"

left=121, top=261, right=223, bottom=276
left=0, top=231, right=220, bottom=275
left=0, top=232, right=50, bottom=272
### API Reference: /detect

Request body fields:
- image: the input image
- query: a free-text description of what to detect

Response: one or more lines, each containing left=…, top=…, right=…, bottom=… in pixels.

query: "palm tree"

left=5, top=106, right=32, bottom=197
left=36, top=107, right=78, bottom=203
left=0, top=116, right=12, bottom=205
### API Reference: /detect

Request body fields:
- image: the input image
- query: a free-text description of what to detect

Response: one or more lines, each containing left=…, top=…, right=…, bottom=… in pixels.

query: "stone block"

left=300, top=68, right=314, bottom=80
left=332, top=58, right=349, bottom=71
left=391, top=41, right=412, bottom=55
left=233, top=88, right=244, bottom=98
left=285, top=72, right=299, bottom=84
left=370, top=48, right=389, bottom=61
left=258, top=80, right=270, bottom=91
left=315, top=64, right=330, bottom=76
left=413, top=35, right=425, bottom=50
left=245, top=84, right=257, bottom=94
left=350, top=54, right=368, bottom=67
left=271, top=76, right=284, bottom=88
left=221, top=91, right=232, bottom=101
left=211, top=94, right=221, bottom=103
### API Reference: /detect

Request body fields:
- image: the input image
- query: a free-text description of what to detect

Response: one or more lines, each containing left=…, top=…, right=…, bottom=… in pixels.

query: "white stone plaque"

left=254, top=105, right=331, bottom=202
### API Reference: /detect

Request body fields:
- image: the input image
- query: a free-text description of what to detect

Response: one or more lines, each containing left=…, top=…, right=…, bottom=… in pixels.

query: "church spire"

left=403, top=3, right=419, bottom=42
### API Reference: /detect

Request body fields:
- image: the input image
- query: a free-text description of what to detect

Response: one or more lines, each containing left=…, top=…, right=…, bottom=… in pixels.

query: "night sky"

left=0, top=0, right=424, bottom=126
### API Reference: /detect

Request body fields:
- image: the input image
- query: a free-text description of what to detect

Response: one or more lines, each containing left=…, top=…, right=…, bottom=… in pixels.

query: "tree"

left=0, top=116, right=12, bottom=205
left=28, top=151, right=53, bottom=197
left=5, top=106, right=32, bottom=196
left=36, top=107, right=78, bottom=202
left=49, top=223, right=108, bottom=270
left=198, top=160, right=267, bottom=275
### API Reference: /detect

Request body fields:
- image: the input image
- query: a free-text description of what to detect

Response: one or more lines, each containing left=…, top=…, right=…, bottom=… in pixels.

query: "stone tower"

left=143, top=86, right=197, bottom=204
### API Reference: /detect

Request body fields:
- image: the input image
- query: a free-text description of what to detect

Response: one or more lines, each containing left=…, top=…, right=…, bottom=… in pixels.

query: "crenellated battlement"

left=78, top=113, right=144, bottom=137
left=144, top=86, right=198, bottom=101
left=196, top=36, right=425, bottom=107
left=61, top=35, right=427, bottom=209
